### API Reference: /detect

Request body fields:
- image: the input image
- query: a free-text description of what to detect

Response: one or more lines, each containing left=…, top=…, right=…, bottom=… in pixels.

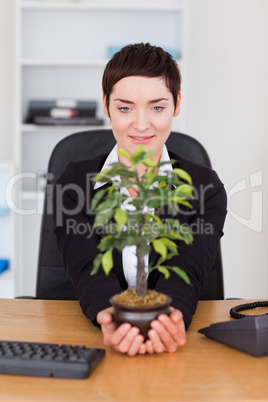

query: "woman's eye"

left=119, top=107, right=130, bottom=112
left=153, top=106, right=165, bottom=111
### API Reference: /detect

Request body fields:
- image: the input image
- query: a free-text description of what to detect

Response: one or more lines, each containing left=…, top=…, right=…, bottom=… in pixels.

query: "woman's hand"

left=145, top=308, right=186, bottom=354
left=97, top=307, right=146, bottom=356
left=97, top=307, right=186, bottom=355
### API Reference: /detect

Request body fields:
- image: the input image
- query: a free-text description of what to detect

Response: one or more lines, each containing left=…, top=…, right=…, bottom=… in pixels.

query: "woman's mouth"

left=129, top=135, right=155, bottom=144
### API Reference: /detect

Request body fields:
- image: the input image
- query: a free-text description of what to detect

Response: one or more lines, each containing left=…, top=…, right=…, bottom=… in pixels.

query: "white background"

left=0, top=0, right=267, bottom=299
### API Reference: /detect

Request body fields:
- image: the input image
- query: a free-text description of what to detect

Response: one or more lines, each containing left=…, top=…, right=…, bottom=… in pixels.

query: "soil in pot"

left=110, top=288, right=172, bottom=339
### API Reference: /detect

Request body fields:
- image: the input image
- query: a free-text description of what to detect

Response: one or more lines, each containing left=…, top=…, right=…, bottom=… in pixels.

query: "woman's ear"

left=174, top=92, right=181, bottom=117
left=103, top=95, right=110, bottom=118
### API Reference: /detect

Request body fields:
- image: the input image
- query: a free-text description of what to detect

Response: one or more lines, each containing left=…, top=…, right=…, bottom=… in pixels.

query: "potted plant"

left=90, top=145, right=194, bottom=338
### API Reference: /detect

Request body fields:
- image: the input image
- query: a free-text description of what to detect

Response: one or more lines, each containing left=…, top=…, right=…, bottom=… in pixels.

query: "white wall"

left=187, top=0, right=268, bottom=298
left=0, top=0, right=14, bottom=162
left=0, top=0, right=267, bottom=299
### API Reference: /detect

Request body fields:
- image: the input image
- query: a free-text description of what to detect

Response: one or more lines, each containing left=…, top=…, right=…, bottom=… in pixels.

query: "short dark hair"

left=102, top=43, right=181, bottom=112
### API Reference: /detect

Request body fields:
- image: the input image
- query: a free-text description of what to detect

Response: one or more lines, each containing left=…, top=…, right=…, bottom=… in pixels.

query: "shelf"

left=21, top=58, right=108, bottom=67
left=21, top=1, right=183, bottom=12
left=21, top=124, right=111, bottom=132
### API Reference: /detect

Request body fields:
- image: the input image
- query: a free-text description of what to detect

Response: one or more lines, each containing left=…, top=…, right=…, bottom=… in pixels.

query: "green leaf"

left=179, top=226, right=194, bottom=245
left=175, top=184, right=193, bottom=197
left=95, top=199, right=114, bottom=212
left=98, top=235, right=115, bottom=252
left=171, top=197, right=193, bottom=209
left=146, top=199, right=164, bottom=209
left=156, top=181, right=168, bottom=188
left=117, top=148, right=131, bottom=159
left=143, top=149, right=157, bottom=159
left=165, top=250, right=179, bottom=260
left=157, top=159, right=177, bottom=167
left=120, top=179, right=135, bottom=188
left=152, top=239, right=167, bottom=260
left=126, top=210, right=143, bottom=223
left=158, top=237, right=177, bottom=251
left=114, top=208, right=128, bottom=231
left=108, top=184, right=115, bottom=194
left=142, top=157, right=158, bottom=168
left=170, top=202, right=179, bottom=217
left=130, top=145, right=146, bottom=164
left=145, top=212, right=163, bottom=226
left=173, top=168, right=192, bottom=185
left=114, top=233, right=141, bottom=250
left=169, top=231, right=185, bottom=241
left=103, top=223, right=120, bottom=236
left=90, top=187, right=110, bottom=211
left=113, top=169, right=136, bottom=178
left=142, top=222, right=162, bottom=240
left=130, top=198, right=143, bottom=209
left=101, top=249, right=114, bottom=275
left=157, top=266, right=171, bottom=279
left=93, top=209, right=114, bottom=227
left=144, top=169, right=156, bottom=184
left=92, top=168, right=113, bottom=182
left=170, top=266, right=191, bottom=285
left=153, top=174, right=170, bottom=183
left=108, top=162, right=127, bottom=169
left=90, top=253, right=103, bottom=275
left=134, top=144, right=146, bottom=156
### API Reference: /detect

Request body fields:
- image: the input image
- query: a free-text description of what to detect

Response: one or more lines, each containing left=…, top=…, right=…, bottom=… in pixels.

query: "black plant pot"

left=110, top=295, right=172, bottom=339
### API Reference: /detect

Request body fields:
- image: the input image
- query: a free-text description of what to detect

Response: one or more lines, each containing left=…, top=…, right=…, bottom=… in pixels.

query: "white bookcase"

left=13, top=0, right=189, bottom=296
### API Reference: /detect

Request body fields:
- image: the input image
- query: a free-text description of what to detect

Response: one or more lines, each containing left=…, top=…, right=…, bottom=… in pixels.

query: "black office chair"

left=36, top=129, right=224, bottom=301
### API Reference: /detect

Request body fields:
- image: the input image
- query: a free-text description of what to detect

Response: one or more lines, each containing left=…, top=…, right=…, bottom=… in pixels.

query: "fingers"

left=110, top=325, right=145, bottom=356
left=97, top=307, right=113, bottom=326
left=110, top=323, right=135, bottom=348
left=138, top=343, right=147, bottom=355
left=158, top=311, right=186, bottom=346
left=97, top=308, right=117, bottom=346
left=144, top=339, right=155, bottom=355
left=97, top=308, right=145, bottom=355
left=146, top=329, right=167, bottom=353
left=146, top=309, right=186, bottom=354
left=149, top=324, right=176, bottom=353
left=113, top=328, right=144, bottom=355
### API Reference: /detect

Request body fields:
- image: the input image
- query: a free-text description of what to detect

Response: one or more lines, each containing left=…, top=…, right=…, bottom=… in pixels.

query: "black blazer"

left=53, top=151, right=227, bottom=329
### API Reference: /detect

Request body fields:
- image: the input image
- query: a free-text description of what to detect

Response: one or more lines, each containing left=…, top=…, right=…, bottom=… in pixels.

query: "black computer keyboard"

left=0, top=340, right=105, bottom=379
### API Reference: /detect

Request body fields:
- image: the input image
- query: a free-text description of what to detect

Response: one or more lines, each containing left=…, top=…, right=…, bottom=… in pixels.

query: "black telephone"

left=198, top=301, right=268, bottom=357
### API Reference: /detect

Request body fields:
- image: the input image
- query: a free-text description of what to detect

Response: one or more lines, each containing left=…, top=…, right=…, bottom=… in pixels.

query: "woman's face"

left=103, top=76, right=181, bottom=162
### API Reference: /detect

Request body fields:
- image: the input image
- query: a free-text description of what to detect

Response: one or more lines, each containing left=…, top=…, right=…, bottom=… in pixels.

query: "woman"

left=53, top=43, right=227, bottom=356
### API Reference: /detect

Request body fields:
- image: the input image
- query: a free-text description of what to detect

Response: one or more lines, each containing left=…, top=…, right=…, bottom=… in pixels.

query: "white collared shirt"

left=94, top=144, right=173, bottom=287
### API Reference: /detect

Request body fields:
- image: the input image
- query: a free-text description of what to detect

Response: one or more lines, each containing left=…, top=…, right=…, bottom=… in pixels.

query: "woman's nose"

left=133, top=111, right=150, bottom=132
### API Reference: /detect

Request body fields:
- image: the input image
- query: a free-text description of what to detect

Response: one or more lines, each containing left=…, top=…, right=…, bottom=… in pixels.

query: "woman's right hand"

left=97, top=307, right=146, bottom=356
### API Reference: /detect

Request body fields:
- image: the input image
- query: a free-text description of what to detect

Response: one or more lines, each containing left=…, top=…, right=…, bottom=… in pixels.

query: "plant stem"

left=136, top=249, right=147, bottom=298
left=135, top=169, right=147, bottom=298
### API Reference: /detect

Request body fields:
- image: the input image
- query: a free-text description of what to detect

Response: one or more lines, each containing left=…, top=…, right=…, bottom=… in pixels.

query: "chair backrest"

left=36, top=129, right=224, bottom=300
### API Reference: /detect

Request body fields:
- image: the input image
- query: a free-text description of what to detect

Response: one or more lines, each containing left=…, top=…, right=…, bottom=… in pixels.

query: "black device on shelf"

left=31, top=116, right=104, bottom=126
left=0, top=340, right=105, bottom=379
left=25, top=99, right=104, bottom=126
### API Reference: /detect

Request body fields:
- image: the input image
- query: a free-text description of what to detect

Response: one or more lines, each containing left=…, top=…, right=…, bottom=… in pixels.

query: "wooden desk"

left=0, top=299, right=267, bottom=401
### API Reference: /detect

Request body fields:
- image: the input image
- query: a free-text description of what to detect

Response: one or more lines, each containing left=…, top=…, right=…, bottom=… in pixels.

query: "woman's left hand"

left=144, top=308, right=186, bottom=354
